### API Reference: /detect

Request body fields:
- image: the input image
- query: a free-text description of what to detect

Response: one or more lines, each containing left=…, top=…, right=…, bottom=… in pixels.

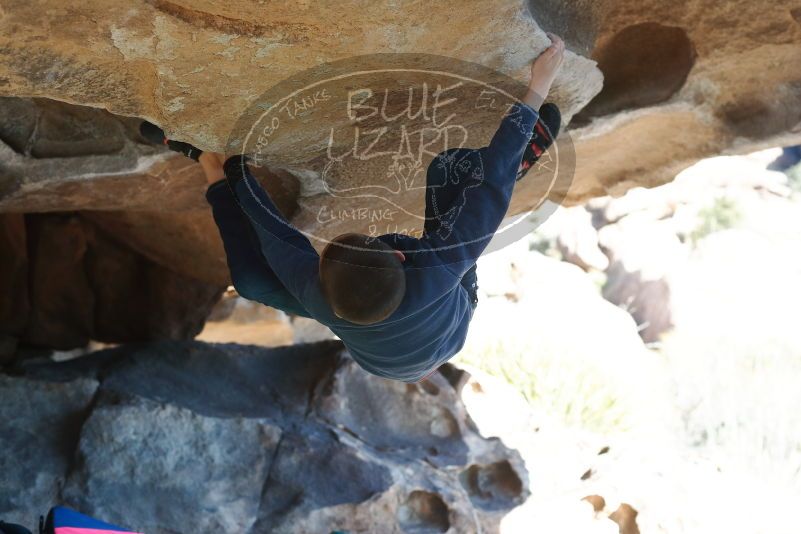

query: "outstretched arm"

left=222, top=156, right=323, bottom=306
left=523, top=33, right=565, bottom=111
left=201, top=152, right=312, bottom=317
left=423, top=35, right=565, bottom=274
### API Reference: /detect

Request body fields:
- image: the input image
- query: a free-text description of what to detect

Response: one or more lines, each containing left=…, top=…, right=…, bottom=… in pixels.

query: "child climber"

left=141, top=34, right=565, bottom=383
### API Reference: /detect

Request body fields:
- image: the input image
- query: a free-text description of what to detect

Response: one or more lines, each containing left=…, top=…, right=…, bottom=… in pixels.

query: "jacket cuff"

left=205, top=178, right=230, bottom=204
left=510, top=102, right=540, bottom=123
left=223, top=154, right=251, bottom=185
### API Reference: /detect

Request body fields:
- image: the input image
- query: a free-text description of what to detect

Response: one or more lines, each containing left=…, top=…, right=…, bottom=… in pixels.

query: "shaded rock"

left=0, top=97, right=161, bottom=203
left=316, top=358, right=468, bottom=466
left=0, top=97, right=302, bottom=288
left=255, top=426, right=393, bottom=528
left=103, top=341, right=341, bottom=420
left=260, top=432, right=505, bottom=534
left=0, top=213, right=28, bottom=362
left=84, top=224, right=224, bottom=343
left=75, top=160, right=301, bottom=287
left=23, top=214, right=95, bottom=349
left=460, top=460, right=525, bottom=511
left=10, top=340, right=528, bottom=533
left=0, top=376, right=98, bottom=525
left=0, top=97, right=141, bottom=159
left=26, top=340, right=342, bottom=420
left=64, top=392, right=280, bottom=534
left=0, top=100, right=233, bottom=285
left=5, top=213, right=224, bottom=352
left=82, top=209, right=230, bottom=287
left=397, top=490, right=452, bottom=534
left=576, top=22, right=696, bottom=119
left=264, top=481, right=479, bottom=534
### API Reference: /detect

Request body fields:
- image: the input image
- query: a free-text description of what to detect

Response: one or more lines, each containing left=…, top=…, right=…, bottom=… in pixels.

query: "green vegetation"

left=786, top=162, right=801, bottom=193
left=528, top=235, right=553, bottom=255
left=690, top=196, right=742, bottom=245
left=455, top=337, right=631, bottom=434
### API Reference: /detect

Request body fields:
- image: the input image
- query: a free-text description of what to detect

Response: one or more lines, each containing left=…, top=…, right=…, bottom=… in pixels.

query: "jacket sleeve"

left=205, top=180, right=312, bottom=318
left=222, top=156, right=323, bottom=305
left=422, top=102, right=539, bottom=275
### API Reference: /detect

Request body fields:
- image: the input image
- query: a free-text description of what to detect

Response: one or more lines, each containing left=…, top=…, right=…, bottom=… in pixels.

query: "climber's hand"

left=524, top=33, right=565, bottom=110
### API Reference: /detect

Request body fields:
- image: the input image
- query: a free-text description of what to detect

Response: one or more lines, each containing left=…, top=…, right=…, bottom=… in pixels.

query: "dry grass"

left=455, top=337, right=631, bottom=434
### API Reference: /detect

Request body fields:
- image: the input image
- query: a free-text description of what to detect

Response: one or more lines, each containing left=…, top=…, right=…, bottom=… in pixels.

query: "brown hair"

left=319, top=233, right=406, bottom=325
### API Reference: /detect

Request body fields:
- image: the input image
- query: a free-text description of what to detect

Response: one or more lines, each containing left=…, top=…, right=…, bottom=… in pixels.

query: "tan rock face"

left=2, top=0, right=798, bottom=210
left=0, top=0, right=602, bottom=253
left=559, top=0, right=801, bottom=202
left=0, top=0, right=600, bottom=148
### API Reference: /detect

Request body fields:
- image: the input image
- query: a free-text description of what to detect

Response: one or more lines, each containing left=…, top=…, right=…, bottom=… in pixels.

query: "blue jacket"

left=207, top=102, right=539, bottom=382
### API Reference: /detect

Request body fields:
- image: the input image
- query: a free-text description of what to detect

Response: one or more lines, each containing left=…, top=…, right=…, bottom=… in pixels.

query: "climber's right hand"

left=524, top=33, right=565, bottom=110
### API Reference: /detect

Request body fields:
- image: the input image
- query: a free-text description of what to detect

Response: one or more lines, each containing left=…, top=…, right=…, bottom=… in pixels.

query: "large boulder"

left=65, top=393, right=282, bottom=534
left=0, top=0, right=600, bottom=151
left=0, top=96, right=162, bottom=202
left=0, top=375, right=98, bottom=526
left=3, top=340, right=528, bottom=533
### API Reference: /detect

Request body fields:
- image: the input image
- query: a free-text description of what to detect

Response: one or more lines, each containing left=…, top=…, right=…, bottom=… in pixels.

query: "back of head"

left=319, top=233, right=406, bottom=325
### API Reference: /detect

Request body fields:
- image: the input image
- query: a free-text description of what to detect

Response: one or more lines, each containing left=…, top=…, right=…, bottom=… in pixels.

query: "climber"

left=139, top=34, right=565, bottom=383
